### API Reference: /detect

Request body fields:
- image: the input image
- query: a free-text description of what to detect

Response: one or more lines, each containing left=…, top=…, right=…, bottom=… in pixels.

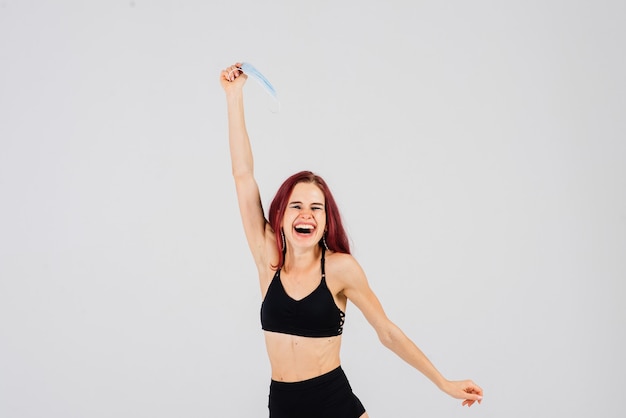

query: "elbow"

left=231, top=166, right=253, bottom=181
left=378, top=332, right=394, bottom=349
left=230, top=154, right=254, bottom=180
left=376, top=322, right=400, bottom=349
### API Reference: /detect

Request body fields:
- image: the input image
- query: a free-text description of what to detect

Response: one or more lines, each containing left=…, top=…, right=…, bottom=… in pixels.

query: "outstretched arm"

left=338, top=255, right=483, bottom=407
left=220, top=64, right=274, bottom=270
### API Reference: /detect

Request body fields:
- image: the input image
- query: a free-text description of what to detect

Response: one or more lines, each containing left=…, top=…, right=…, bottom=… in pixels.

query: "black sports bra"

left=260, top=248, right=345, bottom=338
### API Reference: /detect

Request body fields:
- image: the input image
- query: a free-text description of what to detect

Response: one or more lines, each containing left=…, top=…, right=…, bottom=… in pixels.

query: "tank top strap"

left=321, top=247, right=326, bottom=279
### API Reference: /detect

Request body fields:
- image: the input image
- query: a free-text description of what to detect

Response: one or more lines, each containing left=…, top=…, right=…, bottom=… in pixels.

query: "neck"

left=283, top=246, right=322, bottom=274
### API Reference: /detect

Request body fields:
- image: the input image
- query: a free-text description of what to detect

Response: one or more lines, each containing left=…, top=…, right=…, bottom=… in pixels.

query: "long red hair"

left=268, top=171, right=350, bottom=269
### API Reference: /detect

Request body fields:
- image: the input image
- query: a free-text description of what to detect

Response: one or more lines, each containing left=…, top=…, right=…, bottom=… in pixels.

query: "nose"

left=299, top=208, right=313, bottom=218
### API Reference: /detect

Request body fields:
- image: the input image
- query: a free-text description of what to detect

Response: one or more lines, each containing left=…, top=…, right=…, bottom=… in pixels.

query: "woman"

left=220, top=63, right=483, bottom=418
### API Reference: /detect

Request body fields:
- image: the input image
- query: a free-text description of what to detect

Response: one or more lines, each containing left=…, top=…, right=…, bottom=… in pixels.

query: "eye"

left=312, top=207, right=323, bottom=211
left=290, top=205, right=301, bottom=210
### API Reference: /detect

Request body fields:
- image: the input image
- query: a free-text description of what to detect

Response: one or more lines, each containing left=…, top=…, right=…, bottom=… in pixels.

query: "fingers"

left=221, top=63, right=245, bottom=83
left=466, top=381, right=483, bottom=398
left=460, top=380, right=483, bottom=407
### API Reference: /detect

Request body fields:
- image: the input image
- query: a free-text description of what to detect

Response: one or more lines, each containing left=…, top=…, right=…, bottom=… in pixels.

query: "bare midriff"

left=264, top=331, right=342, bottom=382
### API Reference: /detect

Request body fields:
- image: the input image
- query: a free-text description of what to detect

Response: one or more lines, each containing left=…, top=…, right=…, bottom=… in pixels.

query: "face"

left=282, top=182, right=326, bottom=250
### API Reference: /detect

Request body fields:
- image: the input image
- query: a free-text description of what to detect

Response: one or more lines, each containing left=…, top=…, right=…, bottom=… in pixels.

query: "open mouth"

left=294, top=224, right=315, bottom=235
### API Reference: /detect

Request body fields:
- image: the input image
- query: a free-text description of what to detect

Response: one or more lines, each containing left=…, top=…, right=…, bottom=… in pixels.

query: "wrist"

left=226, top=92, right=245, bottom=110
left=225, top=88, right=244, bottom=100
left=436, top=378, right=451, bottom=392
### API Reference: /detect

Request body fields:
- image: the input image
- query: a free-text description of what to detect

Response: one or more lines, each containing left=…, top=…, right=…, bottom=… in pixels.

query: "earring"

left=281, top=229, right=286, bottom=252
left=322, top=234, right=329, bottom=250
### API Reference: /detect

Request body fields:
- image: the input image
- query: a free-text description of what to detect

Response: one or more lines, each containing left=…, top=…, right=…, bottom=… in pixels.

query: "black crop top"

left=260, top=248, right=345, bottom=338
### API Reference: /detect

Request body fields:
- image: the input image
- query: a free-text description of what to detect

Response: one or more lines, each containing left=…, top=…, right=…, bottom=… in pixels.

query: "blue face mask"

left=238, top=62, right=278, bottom=100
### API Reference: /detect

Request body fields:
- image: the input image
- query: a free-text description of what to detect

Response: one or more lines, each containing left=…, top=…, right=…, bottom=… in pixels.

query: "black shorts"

left=268, top=366, right=366, bottom=418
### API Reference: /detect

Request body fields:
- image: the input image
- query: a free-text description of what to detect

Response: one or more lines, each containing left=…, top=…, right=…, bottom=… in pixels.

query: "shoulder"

left=326, top=251, right=360, bottom=270
left=325, top=252, right=367, bottom=288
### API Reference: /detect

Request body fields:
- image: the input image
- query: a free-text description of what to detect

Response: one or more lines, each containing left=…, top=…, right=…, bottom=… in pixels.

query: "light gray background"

left=1, top=1, right=624, bottom=417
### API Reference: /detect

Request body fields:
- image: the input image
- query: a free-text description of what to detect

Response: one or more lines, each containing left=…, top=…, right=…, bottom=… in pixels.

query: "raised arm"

left=336, top=254, right=484, bottom=407
left=220, top=63, right=275, bottom=270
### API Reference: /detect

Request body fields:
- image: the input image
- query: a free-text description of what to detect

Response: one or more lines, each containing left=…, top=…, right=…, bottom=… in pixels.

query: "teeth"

left=295, top=224, right=313, bottom=229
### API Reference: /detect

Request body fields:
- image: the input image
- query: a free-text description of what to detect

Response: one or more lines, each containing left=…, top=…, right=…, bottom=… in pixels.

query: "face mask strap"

left=227, top=68, right=241, bottom=79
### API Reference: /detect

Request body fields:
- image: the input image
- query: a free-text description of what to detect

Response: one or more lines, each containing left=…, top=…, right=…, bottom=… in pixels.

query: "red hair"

left=268, top=171, right=350, bottom=269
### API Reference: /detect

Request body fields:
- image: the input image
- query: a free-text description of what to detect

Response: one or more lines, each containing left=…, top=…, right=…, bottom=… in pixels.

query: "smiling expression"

left=282, top=182, right=326, bottom=249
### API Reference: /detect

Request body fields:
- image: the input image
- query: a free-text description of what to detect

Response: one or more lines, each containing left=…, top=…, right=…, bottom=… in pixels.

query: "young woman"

left=220, top=63, right=483, bottom=418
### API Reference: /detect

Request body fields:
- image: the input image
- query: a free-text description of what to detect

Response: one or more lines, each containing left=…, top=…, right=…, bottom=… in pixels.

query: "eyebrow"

left=288, top=201, right=325, bottom=207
